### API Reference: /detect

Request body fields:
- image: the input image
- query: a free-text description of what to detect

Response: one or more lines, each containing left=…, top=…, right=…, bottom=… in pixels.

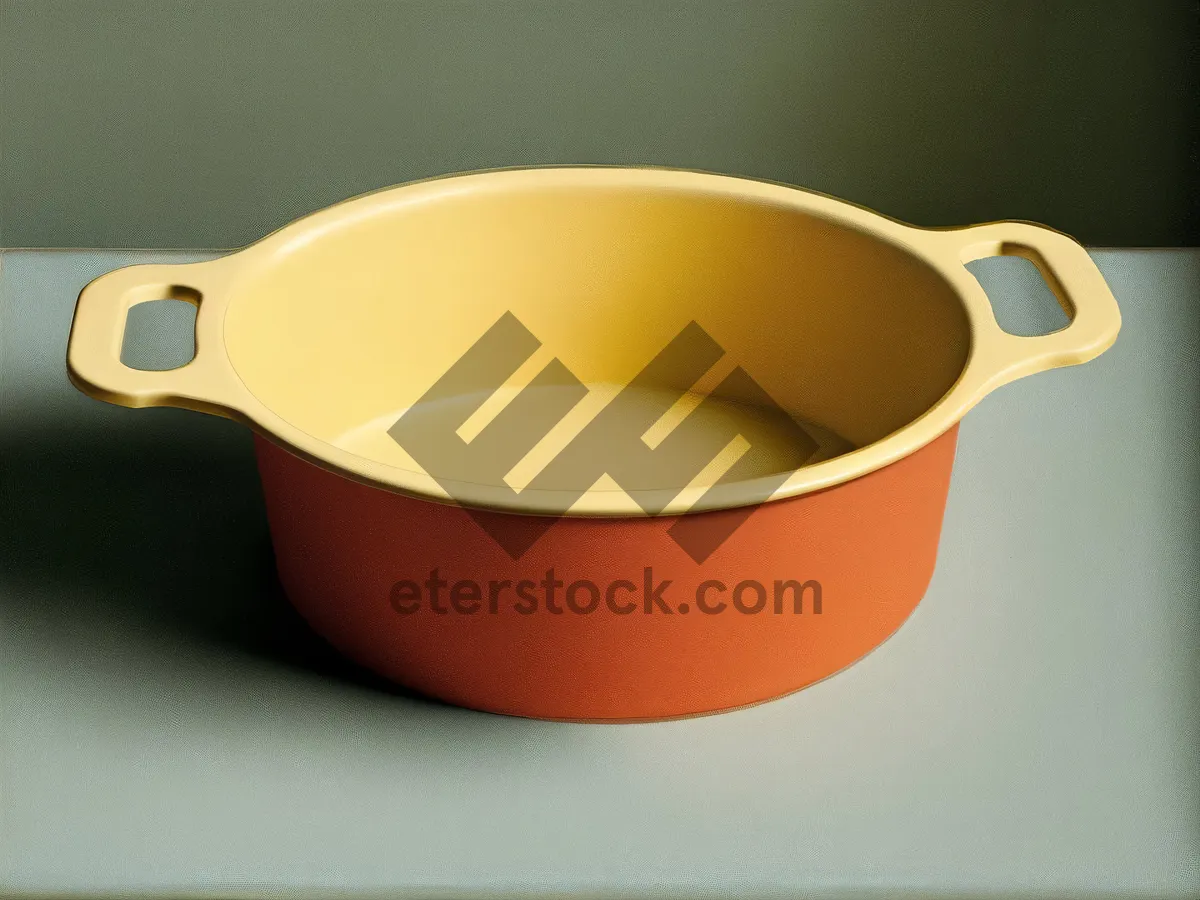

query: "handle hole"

left=121, top=297, right=198, bottom=371
left=965, top=255, right=1071, bottom=337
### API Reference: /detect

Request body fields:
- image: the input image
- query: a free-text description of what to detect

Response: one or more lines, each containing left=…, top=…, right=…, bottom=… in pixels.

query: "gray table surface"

left=1, top=249, right=1197, bottom=899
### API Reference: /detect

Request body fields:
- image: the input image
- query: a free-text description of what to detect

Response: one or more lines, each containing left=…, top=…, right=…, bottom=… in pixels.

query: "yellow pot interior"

left=222, top=180, right=971, bottom=492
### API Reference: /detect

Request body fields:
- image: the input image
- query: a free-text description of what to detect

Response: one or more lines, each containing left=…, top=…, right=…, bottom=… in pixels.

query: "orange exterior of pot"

left=255, top=425, right=959, bottom=721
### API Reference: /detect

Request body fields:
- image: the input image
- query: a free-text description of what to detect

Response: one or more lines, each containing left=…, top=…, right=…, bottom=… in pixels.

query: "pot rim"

left=67, top=165, right=1121, bottom=517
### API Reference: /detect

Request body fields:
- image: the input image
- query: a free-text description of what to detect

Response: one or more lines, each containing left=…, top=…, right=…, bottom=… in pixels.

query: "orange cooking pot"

left=66, top=167, right=1120, bottom=721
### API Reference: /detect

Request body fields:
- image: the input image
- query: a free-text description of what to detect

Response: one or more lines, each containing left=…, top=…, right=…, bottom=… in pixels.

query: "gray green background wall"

left=1, top=0, right=1196, bottom=248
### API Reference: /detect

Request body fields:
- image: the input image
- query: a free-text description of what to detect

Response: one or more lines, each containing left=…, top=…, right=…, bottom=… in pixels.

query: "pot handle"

left=945, top=221, right=1121, bottom=388
left=66, top=259, right=250, bottom=420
